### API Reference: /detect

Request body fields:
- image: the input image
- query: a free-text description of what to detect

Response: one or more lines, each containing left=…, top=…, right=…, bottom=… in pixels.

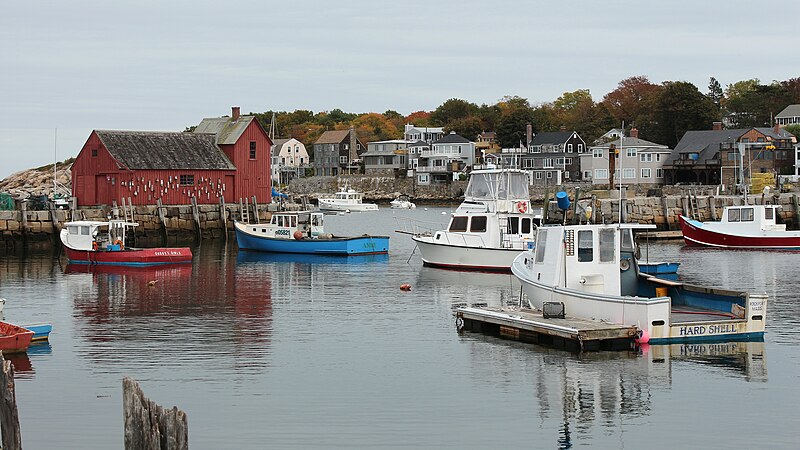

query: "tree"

left=429, top=98, right=479, bottom=126
left=707, top=77, right=723, bottom=114
left=350, top=113, right=400, bottom=143
left=724, top=81, right=792, bottom=128
left=602, top=76, right=661, bottom=126
left=496, top=107, right=535, bottom=148
left=443, top=116, right=487, bottom=141
left=405, top=111, right=432, bottom=128
left=643, top=81, right=717, bottom=148
left=784, top=124, right=800, bottom=138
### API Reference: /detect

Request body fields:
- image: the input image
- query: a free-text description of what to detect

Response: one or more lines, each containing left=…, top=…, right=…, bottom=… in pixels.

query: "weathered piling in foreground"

left=0, top=353, right=22, bottom=450
left=123, top=377, right=188, bottom=450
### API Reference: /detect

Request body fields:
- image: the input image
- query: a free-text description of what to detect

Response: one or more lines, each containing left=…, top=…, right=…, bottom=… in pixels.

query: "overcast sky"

left=2, top=0, right=798, bottom=179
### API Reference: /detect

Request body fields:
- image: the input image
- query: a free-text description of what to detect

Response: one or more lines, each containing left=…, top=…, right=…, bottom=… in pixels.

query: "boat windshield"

left=465, top=171, right=529, bottom=201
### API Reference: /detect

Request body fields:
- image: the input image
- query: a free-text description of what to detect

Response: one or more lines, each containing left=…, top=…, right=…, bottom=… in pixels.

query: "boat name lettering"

left=275, top=229, right=291, bottom=236
left=679, top=324, right=738, bottom=336
left=679, top=343, right=736, bottom=355
left=750, top=300, right=763, bottom=311
left=153, top=251, right=184, bottom=256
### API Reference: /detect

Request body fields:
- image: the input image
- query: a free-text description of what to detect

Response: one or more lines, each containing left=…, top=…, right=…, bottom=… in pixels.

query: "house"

left=581, top=128, right=671, bottom=186
left=406, top=140, right=429, bottom=173
left=475, top=131, right=500, bottom=165
left=271, top=138, right=309, bottom=184
left=663, top=122, right=795, bottom=188
left=594, top=128, right=626, bottom=144
left=523, top=130, right=587, bottom=186
left=312, top=128, right=365, bottom=176
left=362, top=140, right=409, bottom=176
left=416, top=132, right=474, bottom=185
left=403, top=124, right=444, bottom=144
left=775, top=104, right=800, bottom=128
left=71, top=107, right=271, bottom=206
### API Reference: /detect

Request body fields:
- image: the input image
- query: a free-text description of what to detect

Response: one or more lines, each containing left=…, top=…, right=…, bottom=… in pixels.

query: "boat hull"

left=317, top=201, right=378, bottom=212
left=63, top=246, right=193, bottom=266
left=236, top=225, right=388, bottom=255
left=0, top=322, right=34, bottom=354
left=412, top=236, right=521, bottom=271
left=23, top=323, right=52, bottom=342
left=680, top=215, right=800, bottom=249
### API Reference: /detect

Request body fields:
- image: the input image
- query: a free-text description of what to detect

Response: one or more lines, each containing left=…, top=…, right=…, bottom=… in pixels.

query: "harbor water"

left=1, top=206, right=799, bottom=448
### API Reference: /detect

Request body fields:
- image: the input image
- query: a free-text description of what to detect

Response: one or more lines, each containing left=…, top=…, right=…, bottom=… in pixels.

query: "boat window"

left=271, top=215, right=277, bottom=225
left=599, top=229, right=615, bottom=262
left=741, top=208, right=754, bottom=222
left=289, top=216, right=297, bottom=227
left=507, top=217, right=519, bottom=234
left=577, top=230, right=593, bottom=262
left=470, top=216, right=487, bottom=232
left=521, top=218, right=531, bottom=234
left=727, top=208, right=740, bottom=222
left=449, top=216, right=468, bottom=232
left=765, top=207, right=774, bottom=220
left=68, top=226, right=78, bottom=235
left=80, top=226, right=90, bottom=235
left=620, top=229, right=634, bottom=251
left=312, top=215, right=322, bottom=226
left=535, top=229, right=547, bottom=263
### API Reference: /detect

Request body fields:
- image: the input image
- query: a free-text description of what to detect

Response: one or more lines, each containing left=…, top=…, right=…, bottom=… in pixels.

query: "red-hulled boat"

left=60, top=220, right=192, bottom=266
left=0, top=322, right=34, bottom=354
left=680, top=204, right=800, bottom=249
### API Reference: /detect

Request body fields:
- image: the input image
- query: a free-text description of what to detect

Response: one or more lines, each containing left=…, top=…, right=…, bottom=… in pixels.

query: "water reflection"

left=7, top=342, right=53, bottom=380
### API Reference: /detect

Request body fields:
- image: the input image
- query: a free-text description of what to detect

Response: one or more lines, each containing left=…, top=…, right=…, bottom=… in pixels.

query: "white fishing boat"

left=317, top=188, right=378, bottom=212
left=680, top=204, right=800, bottom=249
left=510, top=222, right=768, bottom=344
left=390, top=195, right=416, bottom=209
left=410, top=168, right=540, bottom=271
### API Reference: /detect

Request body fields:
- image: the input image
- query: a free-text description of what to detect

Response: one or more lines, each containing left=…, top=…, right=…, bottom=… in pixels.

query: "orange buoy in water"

left=400, top=283, right=411, bottom=291
left=293, top=230, right=304, bottom=240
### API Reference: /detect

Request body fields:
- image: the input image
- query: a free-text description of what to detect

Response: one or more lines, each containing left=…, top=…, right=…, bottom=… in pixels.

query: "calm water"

left=1, top=207, right=799, bottom=449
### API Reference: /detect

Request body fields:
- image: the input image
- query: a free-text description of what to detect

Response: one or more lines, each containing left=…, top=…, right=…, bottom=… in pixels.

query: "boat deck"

left=456, top=306, right=638, bottom=352
left=671, top=305, right=740, bottom=323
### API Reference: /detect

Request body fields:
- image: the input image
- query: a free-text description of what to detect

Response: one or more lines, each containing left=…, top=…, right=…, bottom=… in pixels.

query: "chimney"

left=559, top=125, right=567, bottom=131
left=712, top=121, right=722, bottom=131
left=774, top=121, right=781, bottom=133
left=232, top=106, right=240, bottom=120
left=526, top=124, right=532, bottom=147
left=630, top=127, right=639, bottom=139
left=349, top=127, right=357, bottom=162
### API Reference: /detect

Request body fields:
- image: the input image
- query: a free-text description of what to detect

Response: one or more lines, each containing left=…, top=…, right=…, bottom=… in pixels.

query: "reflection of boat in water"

left=236, top=250, right=388, bottom=266
left=647, top=340, right=767, bottom=382
left=65, top=263, right=193, bottom=277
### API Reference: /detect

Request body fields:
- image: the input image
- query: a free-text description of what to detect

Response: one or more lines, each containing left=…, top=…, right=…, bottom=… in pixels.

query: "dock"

left=636, top=230, right=683, bottom=239
left=456, top=307, right=638, bottom=352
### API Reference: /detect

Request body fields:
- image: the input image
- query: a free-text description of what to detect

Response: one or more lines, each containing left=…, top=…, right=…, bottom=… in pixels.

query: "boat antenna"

left=53, top=128, right=57, bottom=198
left=619, top=121, right=624, bottom=225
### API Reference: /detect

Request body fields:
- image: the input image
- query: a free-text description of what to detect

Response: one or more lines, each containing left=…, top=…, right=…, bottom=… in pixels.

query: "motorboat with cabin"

left=60, top=220, right=193, bottom=266
left=317, top=188, right=378, bottom=212
left=410, top=168, right=541, bottom=271
left=235, top=210, right=389, bottom=255
left=511, top=222, right=767, bottom=343
left=390, top=195, right=416, bottom=209
left=680, top=203, right=800, bottom=249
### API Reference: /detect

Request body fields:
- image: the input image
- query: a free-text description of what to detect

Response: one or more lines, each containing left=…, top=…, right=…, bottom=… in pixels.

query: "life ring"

left=91, top=241, right=98, bottom=251
left=455, top=315, right=465, bottom=331
left=517, top=201, right=528, bottom=213
left=113, top=239, right=124, bottom=250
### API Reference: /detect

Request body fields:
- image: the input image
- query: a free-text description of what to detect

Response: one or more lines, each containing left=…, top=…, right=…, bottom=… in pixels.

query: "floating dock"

left=456, top=307, right=638, bottom=352
left=636, top=230, right=683, bottom=239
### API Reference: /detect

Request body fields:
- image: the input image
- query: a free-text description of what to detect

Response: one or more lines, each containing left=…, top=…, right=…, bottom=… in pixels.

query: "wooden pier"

left=456, top=307, right=638, bottom=352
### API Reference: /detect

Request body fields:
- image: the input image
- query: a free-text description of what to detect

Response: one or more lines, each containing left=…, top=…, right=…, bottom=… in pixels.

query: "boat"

left=390, top=195, right=416, bottom=209
left=235, top=210, right=389, bottom=255
left=679, top=204, right=800, bottom=249
left=317, top=188, right=378, bottom=212
left=60, top=220, right=193, bottom=266
left=410, top=168, right=540, bottom=271
left=22, top=323, right=52, bottom=342
left=0, top=322, right=34, bottom=354
left=510, top=222, right=767, bottom=344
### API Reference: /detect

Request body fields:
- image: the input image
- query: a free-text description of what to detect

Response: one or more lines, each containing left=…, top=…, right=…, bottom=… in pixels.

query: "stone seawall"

left=3, top=192, right=799, bottom=248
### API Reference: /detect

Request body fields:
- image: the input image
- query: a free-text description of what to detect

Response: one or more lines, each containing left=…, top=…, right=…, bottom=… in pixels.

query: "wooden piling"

left=123, top=377, right=188, bottom=450
left=709, top=196, right=717, bottom=221
left=156, top=198, right=167, bottom=242
left=591, top=194, right=597, bottom=224
left=570, top=188, right=581, bottom=225
left=219, top=196, right=228, bottom=240
left=251, top=195, right=259, bottom=224
left=190, top=196, right=201, bottom=240
left=661, top=195, right=671, bottom=230
left=0, top=354, right=22, bottom=450
left=542, top=190, right=551, bottom=224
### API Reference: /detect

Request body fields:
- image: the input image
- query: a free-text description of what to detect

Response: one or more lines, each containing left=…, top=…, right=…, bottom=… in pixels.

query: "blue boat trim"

left=648, top=331, right=764, bottom=344
left=22, top=323, right=53, bottom=342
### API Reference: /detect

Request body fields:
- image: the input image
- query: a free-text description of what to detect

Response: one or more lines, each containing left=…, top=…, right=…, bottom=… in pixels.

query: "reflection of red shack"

left=71, top=107, right=272, bottom=206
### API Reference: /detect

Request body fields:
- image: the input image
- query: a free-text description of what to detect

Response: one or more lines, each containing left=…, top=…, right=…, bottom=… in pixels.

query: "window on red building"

left=180, top=175, right=195, bottom=186
left=250, top=142, right=257, bottom=159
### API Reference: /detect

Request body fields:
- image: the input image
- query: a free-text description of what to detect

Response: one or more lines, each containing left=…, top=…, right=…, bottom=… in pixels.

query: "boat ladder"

left=688, top=191, right=701, bottom=220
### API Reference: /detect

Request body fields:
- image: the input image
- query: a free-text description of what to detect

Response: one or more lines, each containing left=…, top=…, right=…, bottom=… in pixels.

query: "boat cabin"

left=62, top=220, right=136, bottom=251
left=244, top=211, right=324, bottom=239
left=720, top=205, right=784, bottom=231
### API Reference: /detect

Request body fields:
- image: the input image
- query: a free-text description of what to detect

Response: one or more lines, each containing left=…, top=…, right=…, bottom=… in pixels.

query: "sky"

left=2, top=0, right=798, bottom=179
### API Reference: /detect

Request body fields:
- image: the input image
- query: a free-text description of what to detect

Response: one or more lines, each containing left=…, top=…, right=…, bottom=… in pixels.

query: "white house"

left=581, top=129, right=671, bottom=186
left=404, top=124, right=444, bottom=144
left=416, top=132, right=474, bottom=185
left=272, top=138, right=309, bottom=184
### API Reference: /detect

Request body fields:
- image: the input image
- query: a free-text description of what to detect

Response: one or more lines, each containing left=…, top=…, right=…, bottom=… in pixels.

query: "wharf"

left=636, top=230, right=683, bottom=240
left=456, top=307, right=638, bottom=352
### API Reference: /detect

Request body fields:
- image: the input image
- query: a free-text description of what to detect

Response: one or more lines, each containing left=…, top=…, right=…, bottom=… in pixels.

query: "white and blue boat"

left=23, top=323, right=53, bottom=342
left=234, top=211, right=389, bottom=255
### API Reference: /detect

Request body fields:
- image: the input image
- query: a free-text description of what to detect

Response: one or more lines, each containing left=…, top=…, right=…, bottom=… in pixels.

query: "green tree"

left=429, top=98, right=479, bottom=126
left=707, top=77, right=724, bottom=114
left=642, top=81, right=716, bottom=147
left=443, top=116, right=488, bottom=141
left=724, top=81, right=792, bottom=128
left=784, top=124, right=800, bottom=138
left=496, top=107, right=535, bottom=148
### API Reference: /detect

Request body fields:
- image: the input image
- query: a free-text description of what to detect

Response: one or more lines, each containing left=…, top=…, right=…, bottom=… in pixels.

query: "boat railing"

left=395, top=217, right=446, bottom=236
left=439, top=232, right=488, bottom=248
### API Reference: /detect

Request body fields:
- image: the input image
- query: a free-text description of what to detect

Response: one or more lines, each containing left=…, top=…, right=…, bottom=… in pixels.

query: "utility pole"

left=608, top=143, right=616, bottom=190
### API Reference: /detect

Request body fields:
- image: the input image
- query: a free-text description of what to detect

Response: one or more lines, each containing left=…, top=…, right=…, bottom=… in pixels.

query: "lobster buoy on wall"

left=400, top=283, right=412, bottom=291
left=293, top=230, right=304, bottom=240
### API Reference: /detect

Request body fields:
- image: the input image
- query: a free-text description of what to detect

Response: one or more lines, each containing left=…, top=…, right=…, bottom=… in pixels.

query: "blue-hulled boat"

left=23, top=323, right=52, bottom=342
left=234, top=211, right=389, bottom=255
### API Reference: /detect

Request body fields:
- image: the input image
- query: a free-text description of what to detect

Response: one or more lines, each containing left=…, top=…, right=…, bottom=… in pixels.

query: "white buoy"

left=441, top=211, right=446, bottom=215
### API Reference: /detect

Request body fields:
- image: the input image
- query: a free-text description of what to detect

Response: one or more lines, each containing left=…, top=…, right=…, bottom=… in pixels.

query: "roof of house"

left=593, top=137, right=669, bottom=150
left=477, top=131, right=496, bottom=139
left=361, top=149, right=400, bottom=157
left=754, top=127, right=795, bottom=140
left=95, top=130, right=236, bottom=170
left=433, top=132, right=471, bottom=145
left=530, top=131, right=576, bottom=145
left=314, top=130, right=353, bottom=145
left=407, top=140, right=429, bottom=148
left=194, top=115, right=259, bottom=145
left=665, top=129, right=747, bottom=164
left=271, top=138, right=290, bottom=156
left=776, top=104, right=800, bottom=118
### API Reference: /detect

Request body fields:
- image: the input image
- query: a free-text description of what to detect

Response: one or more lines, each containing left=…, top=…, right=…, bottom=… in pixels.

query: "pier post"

left=571, top=188, right=581, bottom=225
left=190, top=196, right=201, bottom=241
left=123, top=377, right=188, bottom=450
left=591, top=194, right=597, bottom=224
left=661, top=195, right=671, bottom=230
left=251, top=195, right=259, bottom=224
left=0, top=354, right=22, bottom=450
left=542, top=190, right=551, bottom=224
left=792, top=194, right=799, bottom=229
left=219, top=196, right=228, bottom=240
left=156, top=198, right=167, bottom=242
left=709, top=196, right=717, bottom=221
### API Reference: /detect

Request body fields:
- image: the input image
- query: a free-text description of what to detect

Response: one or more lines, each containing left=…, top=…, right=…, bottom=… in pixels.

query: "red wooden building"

left=71, top=107, right=272, bottom=206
